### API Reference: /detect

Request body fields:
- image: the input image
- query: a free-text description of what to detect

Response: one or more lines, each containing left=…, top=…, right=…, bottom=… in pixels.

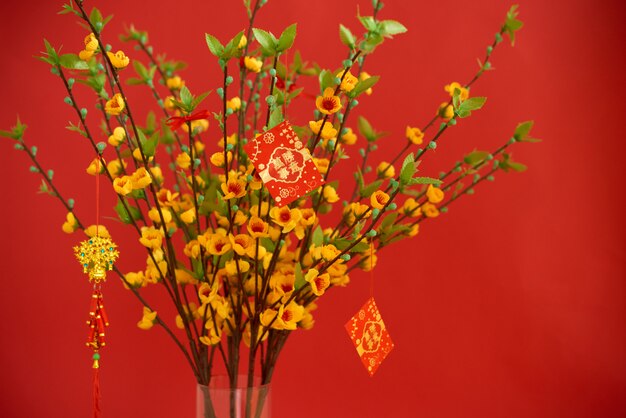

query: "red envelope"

left=345, top=297, right=394, bottom=377
left=244, top=121, right=324, bottom=206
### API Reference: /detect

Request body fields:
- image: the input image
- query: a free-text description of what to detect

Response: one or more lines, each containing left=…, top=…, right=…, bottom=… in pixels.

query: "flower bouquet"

left=1, top=0, right=538, bottom=416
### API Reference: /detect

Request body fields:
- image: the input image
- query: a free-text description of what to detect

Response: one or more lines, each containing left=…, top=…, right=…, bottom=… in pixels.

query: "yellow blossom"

left=299, top=303, right=317, bottom=330
left=309, top=119, right=337, bottom=140
left=370, top=190, right=390, bottom=209
left=225, top=259, right=250, bottom=276
left=86, top=158, right=105, bottom=176
left=176, top=152, right=191, bottom=169
left=341, top=127, right=357, bottom=145
left=105, top=93, right=125, bottom=116
left=124, top=271, right=145, bottom=289
left=163, top=96, right=176, bottom=111
left=320, top=245, right=341, bottom=261
left=156, top=188, right=179, bottom=207
left=180, top=208, right=196, bottom=224
left=150, top=166, right=164, bottom=184
left=107, top=159, right=127, bottom=177
left=323, top=185, right=340, bottom=203
left=207, top=234, right=232, bottom=256
left=148, top=207, right=172, bottom=224
left=244, top=56, right=262, bottom=73
left=108, top=126, right=126, bottom=146
left=247, top=216, right=270, bottom=238
left=139, top=226, right=163, bottom=250
left=238, top=34, right=247, bottom=49
left=226, top=97, right=241, bottom=112
left=200, top=320, right=222, bottom=345
left=61, top=212, right=78, bottom=234
left=113, top=176, right=133, bottom=195
left=337, top=69, right=359, bottom=92
left=218, top=133, right=238, bottom=149
left=229, top=234, right=254, bottom=257
left=221, top=177, right=246, bottom=200
left=84, top=225, right=110, bottom=238
left=444, top=81, right=469, bottom=101
left=426, top=185, right=444, bottom=204
left=315, top=87, right=342, bottom=115
left=166, top=76, right=184, bottom=90
left=270, top=206, right=302, bottom=233
left=79, top=50, right=94, bottom=61
left=210, top=152, right=226, bottom=168
left=198, top=282, right=219, bottom=304
left=376, top=161, right=395, bottom=178
left=137, top=307, right=157, bottom=330
left=406, top=126, right=424, bottom=145
left=84, top=33, right=99, bottom=51
left=401, top=198, right=421, bottom=217
left=360, top=253, right=378, bottom=272
left=408, top=224, right=419, bottom=237
left=181, top=118, right=209, bottom=134
left=305, top=269, right=331, bottom=297
left=359, top=71, right=374, bottom=95
left=260, top=301, right=305, bottom=330
left=313, top=158, right=329, bottom=174
left=184, top=240, right=201, bottom=259
left=437, top=102, right=454, bottom=120
left=422, top=202, right=440, bottom=218
left=130, top=167, right=152, bottom=190
left=107, top=50, right=130, bottom=69
left=175, top=269, right=196, bottom=285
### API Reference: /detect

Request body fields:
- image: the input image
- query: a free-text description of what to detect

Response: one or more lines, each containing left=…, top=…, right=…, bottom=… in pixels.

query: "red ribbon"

left=166, top=109, right=210, bottom=130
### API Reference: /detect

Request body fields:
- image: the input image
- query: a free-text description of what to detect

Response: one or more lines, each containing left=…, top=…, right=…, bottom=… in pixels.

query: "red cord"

left=370, top=241, right=374, bottom=298
left=93, top=367, right=101, bottom=418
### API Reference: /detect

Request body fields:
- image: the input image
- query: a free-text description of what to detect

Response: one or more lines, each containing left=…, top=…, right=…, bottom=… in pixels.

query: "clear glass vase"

left=196, top=375, right=271, bottom=418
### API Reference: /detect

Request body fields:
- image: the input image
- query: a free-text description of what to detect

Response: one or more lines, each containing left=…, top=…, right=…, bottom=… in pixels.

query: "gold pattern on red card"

left=244, top=121, right=324, bottom=206
left=345, top=297, right=394, bottom=377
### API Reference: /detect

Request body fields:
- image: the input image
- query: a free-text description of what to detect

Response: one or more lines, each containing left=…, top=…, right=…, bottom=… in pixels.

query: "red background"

left=0, top=0, right=624, bottom=417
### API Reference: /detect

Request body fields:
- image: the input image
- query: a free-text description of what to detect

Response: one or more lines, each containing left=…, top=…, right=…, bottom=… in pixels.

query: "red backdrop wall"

left=0, top=0, right=624, bottom=417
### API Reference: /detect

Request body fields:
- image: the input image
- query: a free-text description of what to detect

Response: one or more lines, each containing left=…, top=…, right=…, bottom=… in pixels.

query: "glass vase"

left=196, top=375, right=271, bottom=418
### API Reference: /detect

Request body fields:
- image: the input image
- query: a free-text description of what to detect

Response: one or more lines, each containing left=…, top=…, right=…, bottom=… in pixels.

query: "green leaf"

left=294, top=262, right=306, bottom=290
left=379, top=20, right=407, bottom=37
left=357, top=116, right=375, bottom=141
left=508, top=161, right=527, bottom=172
left=318, top=69, right=335, bottom=92
left=514, top=120, right=540, bottom=142
left=114, top=198, right=141, bottom=224
left=140, top=131, right=159, bottom=157
left=400, top=153, right=417, bottom=185
left=223, top=31, right=245, bottom=59
left=89, top=7, right=103, bottom=28
left=252, top=28, right=277, bottom=54
left=457, top=97, right=487, bottom=118
left=260, top=237, right=276, bottom=252
left=179, top=86, right=193, bottom=108
left=359, top=179, right=383, bottom=198
left=359, top=16, right=377, bottom=31
left=504, top=5, right=524, bottom=45
left=464, top=150, right=490, bottom=166
left=191, top=90, right=211, bottom=109
left=334, top=238, right=369, bottom=253
left=205, top=33, right=225, bottom=58
left=360, top=32, right=384, bottom=54
left=133, top=60, right=149, bottom=80
left=268, top=107, right=283, bottom=129
left=349, top=75, right=379, bottom=98
left=59, top=54, right=89, bottom=70
left=381, top=212, right=398, bottom=230
left=339, top=24, right=356, bottom=49
left=276, top=23, right=297, bottom=52
left=311, top=226, right=324, bottom=247
left=406, top=177, right=442, bottom=186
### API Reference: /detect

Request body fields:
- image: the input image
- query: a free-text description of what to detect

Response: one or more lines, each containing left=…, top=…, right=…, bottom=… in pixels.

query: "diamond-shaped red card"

left=244, top=121, right=324, bottom=206
left=345, top=297, right=394, bottom=377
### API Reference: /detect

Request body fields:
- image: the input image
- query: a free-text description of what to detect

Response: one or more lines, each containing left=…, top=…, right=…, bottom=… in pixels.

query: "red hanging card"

left=345, top=297, right=394, bottom=377
left=244, top=121, right=324, bottom=206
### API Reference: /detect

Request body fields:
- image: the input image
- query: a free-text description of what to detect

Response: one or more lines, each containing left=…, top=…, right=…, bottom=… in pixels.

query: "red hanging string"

left=369, top=241, right=374, bottom=298
left=96, top=158, right=100, bottom=236
left=93, top=367, right=101, bottom=418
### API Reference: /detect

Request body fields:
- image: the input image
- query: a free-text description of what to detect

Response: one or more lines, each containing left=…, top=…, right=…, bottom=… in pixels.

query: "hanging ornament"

left=244, top=120, right=324, bottom=207
left=74, top=234, right=119, bottom=418
left=345, top=242, right=394, bottom=376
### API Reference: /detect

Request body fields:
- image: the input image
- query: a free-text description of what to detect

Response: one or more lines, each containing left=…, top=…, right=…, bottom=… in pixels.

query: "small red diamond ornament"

left=244, top=121, right=324, bottom=206
left=345, top=297, right=394, bottom=377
